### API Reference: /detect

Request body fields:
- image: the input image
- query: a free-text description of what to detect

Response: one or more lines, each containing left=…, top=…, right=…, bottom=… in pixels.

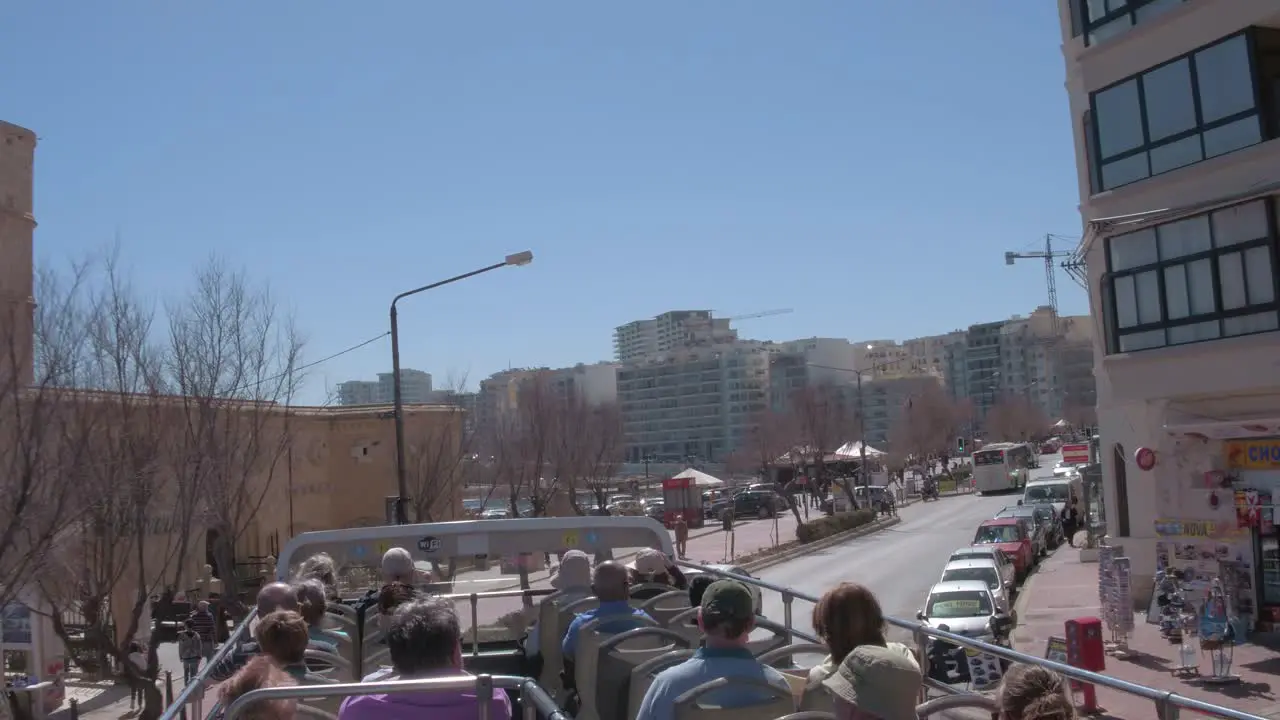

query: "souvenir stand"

left=1198, top=578, right=1240, bottom=684
left=0, top=591, right=66, bottom=719
left=1097, top=543, right=1132, bottom=657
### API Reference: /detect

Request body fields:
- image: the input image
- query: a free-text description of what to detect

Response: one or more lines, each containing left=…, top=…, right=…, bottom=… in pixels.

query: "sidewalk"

left=1012, top=540, right=1280, bottom=719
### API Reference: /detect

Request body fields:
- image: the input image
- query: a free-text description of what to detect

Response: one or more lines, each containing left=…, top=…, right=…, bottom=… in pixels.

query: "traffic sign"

left=1061, top=443, right=1090, bottom=464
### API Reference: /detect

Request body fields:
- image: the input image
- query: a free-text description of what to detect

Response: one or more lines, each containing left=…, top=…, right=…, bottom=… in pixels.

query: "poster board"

left=964, top=647, right=1004, bottom=691
left=1044, top=636, right=1068, bottom=664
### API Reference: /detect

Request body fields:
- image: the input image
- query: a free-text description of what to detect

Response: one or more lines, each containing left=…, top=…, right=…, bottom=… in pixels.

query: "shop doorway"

left=1113, top=443, right=1130, bottom=537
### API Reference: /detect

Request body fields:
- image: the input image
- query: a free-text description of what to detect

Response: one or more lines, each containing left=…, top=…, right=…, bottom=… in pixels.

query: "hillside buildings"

left=1057, top=0, right=1280, bottom=625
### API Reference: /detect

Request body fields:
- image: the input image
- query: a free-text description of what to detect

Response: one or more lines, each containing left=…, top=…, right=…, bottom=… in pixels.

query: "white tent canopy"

left=833, top=441, right=886, bottom=458
left=670, top=467, right=725, bottom=488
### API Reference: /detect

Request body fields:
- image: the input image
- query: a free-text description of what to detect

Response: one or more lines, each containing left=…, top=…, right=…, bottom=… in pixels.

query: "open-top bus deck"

left=161, top=516, right=1264, bottom=720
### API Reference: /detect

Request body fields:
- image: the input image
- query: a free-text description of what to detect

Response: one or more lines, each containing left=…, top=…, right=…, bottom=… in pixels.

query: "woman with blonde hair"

left=996, top=664, right=1076, bottom=719
left=807, top=583, right=918, bottom=690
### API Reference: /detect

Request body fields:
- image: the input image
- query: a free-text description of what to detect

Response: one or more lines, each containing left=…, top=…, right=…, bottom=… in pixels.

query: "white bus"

left=972, top=442, right=1033, bottom=494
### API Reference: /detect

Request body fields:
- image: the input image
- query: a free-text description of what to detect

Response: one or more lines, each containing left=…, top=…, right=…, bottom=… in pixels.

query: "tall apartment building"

left=1059, top=0, right=1280, bottom=617
left=998, top=307, right=1096, bottom=420
left=767, top=338, right=858, bottom=411
left=474, top=363, right=619, bottom=439
left=0, top=121, right=36, bottom=387
left=617, top=342, right=769, bottom=463
left=337, top=369, right=433, bottom=406
left=962, top=321, right=1006, bottom=418
left=903, top=331, right=965, bottom=381
left=613, top=310, right=737, bottom=363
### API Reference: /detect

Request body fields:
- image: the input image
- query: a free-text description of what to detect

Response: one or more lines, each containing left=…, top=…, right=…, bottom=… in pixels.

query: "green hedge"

left=951, top=466, right=973, bottom=482
left=796, top=508, right=877, bottom=544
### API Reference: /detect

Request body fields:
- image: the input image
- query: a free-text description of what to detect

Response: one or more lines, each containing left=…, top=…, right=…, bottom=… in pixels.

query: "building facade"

left=337, top=369, right=432, bottom=406
left=0, top=121, right=36, bottom=387
left=618, top=342, right=769, bottom=463
left=1059, top=0, right=1280, bottom=626
left=613, top=310, right=737, bottom=363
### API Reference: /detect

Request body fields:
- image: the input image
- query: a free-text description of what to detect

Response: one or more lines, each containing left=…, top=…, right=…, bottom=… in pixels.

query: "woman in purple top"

left=338, top=597, right=512, bottom=720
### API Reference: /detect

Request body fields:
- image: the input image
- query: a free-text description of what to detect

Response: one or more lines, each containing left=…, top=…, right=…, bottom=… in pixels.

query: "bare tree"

left=887, top=382, right=962, bottom=466
left=165, top=258, right=303, bottom=613
left=730, top=408, right=804, bottom=523
left=486, top=372, right=560, bottom=518
left=572, top=402, right=624, bottom=514
left=790, top=384, right=857, bottom=509
left=983, top=395, right=1050, bottom=443
left=407, top=377, right=474, bottom=523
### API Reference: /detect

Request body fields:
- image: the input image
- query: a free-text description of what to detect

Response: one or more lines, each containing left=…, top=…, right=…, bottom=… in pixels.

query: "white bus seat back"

left=672, top=676, right=796, bottom=720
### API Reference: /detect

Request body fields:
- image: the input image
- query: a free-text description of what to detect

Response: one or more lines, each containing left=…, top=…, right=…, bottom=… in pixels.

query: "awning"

left=670, top=467, right=724, bottom=488
left=1163, top=407, right=1280, bottom=440
left=833, top=441, right=885, bottom=458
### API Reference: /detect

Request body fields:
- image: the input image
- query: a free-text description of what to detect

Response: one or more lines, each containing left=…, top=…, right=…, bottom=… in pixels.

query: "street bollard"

left=165, top=670, right=174, bottom=705
left=68, top=698, right=79, bottom=720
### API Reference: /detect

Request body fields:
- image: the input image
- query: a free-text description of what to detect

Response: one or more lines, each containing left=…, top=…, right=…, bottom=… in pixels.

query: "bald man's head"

left=591, top=561, right=630, bottom=602
left=257, top=582, right=298, bottom=616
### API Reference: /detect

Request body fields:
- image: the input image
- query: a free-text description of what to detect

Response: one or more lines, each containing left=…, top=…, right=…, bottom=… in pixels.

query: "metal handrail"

left=223, top=674, right=566, bottom=720
left=675, top=560, right=1267, bottom=720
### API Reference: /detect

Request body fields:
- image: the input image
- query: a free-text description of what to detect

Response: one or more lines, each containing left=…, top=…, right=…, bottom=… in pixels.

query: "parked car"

left=939, top=558, right=1013, bottom=613
left=917, top=580, right=1010, bottom=643
left=947, top=545, right=1016, bottom=591
left=644, top=500, right=666, bottom=521
left=995, top=506, right=1049, bottom=558
left=972, top=518, right=1035, bottom=579
left=1026, top=502, right=1064, bottom=547
left=712, top=489, right=788, bottom=519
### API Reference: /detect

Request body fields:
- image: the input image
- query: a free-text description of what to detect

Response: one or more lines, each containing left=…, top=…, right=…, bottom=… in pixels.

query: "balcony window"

left=1076, top=0, right=1188, bottom=46
left=1104, top=198, right=1280, bottom=353
left=1090, top=30, right=1274, bottom=192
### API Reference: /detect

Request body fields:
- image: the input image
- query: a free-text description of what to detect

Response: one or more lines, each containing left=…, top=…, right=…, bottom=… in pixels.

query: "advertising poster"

left=2, top=603, right=32, bottom=645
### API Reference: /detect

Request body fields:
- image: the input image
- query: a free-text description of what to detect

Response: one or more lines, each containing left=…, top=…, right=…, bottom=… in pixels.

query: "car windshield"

left=927, top=590, right=993, bottom=618
left=1025, top=484, right=1070, bottom=502
left=942, top=567, right=999, bottom=590
left=974, top=525, right=1019, bottom=544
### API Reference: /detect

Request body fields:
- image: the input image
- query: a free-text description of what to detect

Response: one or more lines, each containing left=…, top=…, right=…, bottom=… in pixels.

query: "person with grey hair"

left=338, top=598, right=512, bottom=720
left=380, top=547, right=416, bottom=584
left=209, top=582, right=334, bottom=682
left=295, top=552, right=339, bottom=600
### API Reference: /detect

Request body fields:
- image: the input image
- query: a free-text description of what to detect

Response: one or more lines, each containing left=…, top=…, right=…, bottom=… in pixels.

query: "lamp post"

left=806, top=355, right=907, bottom=491
left=390, top=251, right=534, bottom=525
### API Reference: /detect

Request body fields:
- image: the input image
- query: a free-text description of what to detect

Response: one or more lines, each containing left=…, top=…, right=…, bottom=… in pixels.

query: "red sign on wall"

left=1061, top=444, right=1090, bottom=464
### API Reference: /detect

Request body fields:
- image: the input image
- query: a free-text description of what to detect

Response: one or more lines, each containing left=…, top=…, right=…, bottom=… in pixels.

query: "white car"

left=917, top=580, right=1008, bottom=642
left=939, top=558, right=1012, bottom=613
left=948, top=545, right=1015, bottom=591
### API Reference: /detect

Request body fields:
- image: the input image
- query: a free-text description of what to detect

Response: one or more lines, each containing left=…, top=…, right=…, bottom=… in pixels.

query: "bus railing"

left=677, top=561, right=1265, bottom=720
left=222, top=675, right=565, bottom=720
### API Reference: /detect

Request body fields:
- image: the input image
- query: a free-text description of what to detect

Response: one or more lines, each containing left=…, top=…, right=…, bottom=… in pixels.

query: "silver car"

left=939, top=558, right=1012, bottom=614
left=917, top=580, right=1006, bottom=642
left=948, top=545, right=1015, bottom=590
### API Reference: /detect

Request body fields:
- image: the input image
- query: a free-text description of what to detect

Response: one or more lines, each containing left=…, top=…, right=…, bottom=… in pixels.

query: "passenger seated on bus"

left=807, top=583, right=918, bottom=691
left=255, top=611, right=314, bottom=682
left=295, top=579, right=348, bottom=644
left=295, top=552, right=340, bottom=601
left=209, top=583, right=339, bottom=682
left=381, top=547, right=417, bottom=585
left=525, top=549, right=592, bottom=661
left=561, top=561, right=653, bottom=684
left=995, top=664, right=1076, bottom=720
left=214, top=655, right=298, bottom=720
left=636, top=580, right=789, bottom=720
left=338, top=598, right=513, bottom=720
left=628, top=549, right=688, bottom=598
left=821, top=644, right=922, bottom=720
left=686, top=575, right=715, bottom=628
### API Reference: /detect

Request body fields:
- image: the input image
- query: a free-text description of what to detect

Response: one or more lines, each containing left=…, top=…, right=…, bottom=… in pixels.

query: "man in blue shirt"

left=560, top=561, right=651, bottom=663
left=635, top=580, right=790, bottom=720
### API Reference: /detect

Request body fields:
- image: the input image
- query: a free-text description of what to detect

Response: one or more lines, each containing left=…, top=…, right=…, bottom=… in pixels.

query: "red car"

left=972, top=518, right=1035, bottom=578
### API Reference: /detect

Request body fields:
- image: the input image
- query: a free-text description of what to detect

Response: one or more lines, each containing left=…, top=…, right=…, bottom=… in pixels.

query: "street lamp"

left=390, top=251, right=534, bottom=525
left=806, top=357, right=906, bottom=490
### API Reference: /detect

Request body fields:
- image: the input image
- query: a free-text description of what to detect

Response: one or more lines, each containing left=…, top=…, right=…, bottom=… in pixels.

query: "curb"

left=740, top=515, right=903, bottom=573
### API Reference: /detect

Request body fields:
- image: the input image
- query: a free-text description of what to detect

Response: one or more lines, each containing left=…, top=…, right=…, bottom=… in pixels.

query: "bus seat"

left=596, top=628, right=693, bottom=720
left=629, top=650, right=694, bottom=720
left=303, top=650, right=353, bottom=683
left=639, top=591, right=693, bottom=626
left=297, top=673, right=343, bottom=716
left=325, top=602, right=357, bottom=621
left=575, top=615, right=660, bottom=720
left=746, top=618, right=791, bottom=658
left=664, top=607, right=702, bottom=643
left=753, top=644, right=832, bottom=712
left=296, top=704, right=339, bottom=720
left=629, top=582, right=679, bottom=600
left=362, top=645, right=390, bottom=675
left=536, top=594, right=571, bottom=692
left=775, top=713, right=836, bottom=720
left=672, top=676, right=796, bottom=720
left=915, top=693, right=1000, bottom=718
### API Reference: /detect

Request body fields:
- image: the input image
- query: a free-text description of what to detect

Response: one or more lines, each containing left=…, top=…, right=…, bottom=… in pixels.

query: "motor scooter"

left=921, top=480, right=940, bottom=502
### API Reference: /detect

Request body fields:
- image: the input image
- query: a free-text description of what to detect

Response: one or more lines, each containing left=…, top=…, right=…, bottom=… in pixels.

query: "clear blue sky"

left=1, top=2, right=1086, bottom=405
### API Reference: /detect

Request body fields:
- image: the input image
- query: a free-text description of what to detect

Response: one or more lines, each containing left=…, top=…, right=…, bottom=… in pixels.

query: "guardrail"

left=676, top=561, right=1265, bottom=720
left=223, top=675, right=565, bottom=720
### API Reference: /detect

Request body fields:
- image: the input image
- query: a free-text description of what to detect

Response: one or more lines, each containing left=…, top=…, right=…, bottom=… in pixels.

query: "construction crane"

left=722, top=308, right=794, bottom=323
left=1005, top=236, right=1073, bottom=337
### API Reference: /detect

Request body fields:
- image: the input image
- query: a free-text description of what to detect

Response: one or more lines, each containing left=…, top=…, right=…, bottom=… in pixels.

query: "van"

left=1021, top=476, right=1080, bottom=514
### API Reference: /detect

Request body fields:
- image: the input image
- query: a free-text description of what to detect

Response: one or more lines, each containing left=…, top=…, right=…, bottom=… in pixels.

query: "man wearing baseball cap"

left=821, top=644, right=923, bottom=720
left=635, top=580, right=790, bottom=720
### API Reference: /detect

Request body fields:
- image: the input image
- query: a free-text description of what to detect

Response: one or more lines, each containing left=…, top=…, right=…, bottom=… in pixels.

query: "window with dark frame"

left=1104, top=197, right=1280, bottom=353
left=1078, top=0, right=1188, bottom=46
left=1089, top=29, right=1276, bottom=192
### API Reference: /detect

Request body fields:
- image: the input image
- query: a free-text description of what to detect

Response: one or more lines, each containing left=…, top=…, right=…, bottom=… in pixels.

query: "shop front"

left=1223, top=439, right=1280, bottom=632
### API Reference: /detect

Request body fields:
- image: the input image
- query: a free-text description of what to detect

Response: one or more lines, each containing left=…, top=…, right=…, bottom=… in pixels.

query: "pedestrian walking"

left=673, top=513, right=689, bottom=558
left=188, top=600, right=217, bottom=664
left=177, top=621, right=203, bottom=684
left=1062, top=502, right=1080, bottom=547
left=126, top=641, right=147, bottom=710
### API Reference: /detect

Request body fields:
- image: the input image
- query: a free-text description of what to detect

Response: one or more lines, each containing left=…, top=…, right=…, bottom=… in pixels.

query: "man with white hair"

left=381, top=547, right=416, bottom=585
